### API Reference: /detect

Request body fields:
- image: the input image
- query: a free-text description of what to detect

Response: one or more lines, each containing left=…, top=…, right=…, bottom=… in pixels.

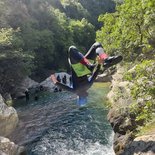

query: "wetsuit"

left=55, top=42, right=108, bottom=97
left=51, top=42, right=122, bottom=105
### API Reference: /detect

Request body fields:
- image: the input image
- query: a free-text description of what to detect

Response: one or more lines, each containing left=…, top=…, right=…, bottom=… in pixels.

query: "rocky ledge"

left=123, top=134, right=155, bottom=155
left=0, top=137, right=26, bottom=155
left=107, top=66, right=155, bottom=155
left=0, top=94, right=26, bottom=155
left=0, top=94, right=18, bottom=137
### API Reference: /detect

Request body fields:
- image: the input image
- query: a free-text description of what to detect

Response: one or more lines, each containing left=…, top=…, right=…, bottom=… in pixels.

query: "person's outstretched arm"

left=88, top=56, right=103, bottom=83
left=88, top=63, right=101, bottom=83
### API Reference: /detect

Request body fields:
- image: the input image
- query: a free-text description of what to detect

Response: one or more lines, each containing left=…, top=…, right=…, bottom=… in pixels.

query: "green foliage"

left=60, top=0, right=89, bottom=20
left=130, top=101, right=154, bottom=123
left=0, top=28, right=34, bottom=95
left=69, top=18, right=95, bottom=50
left=137, top=118, right=155, bottom=136
left=0, top=0, right=116, bottom=94
left=0, top=0, right=9, bottom=27
left=79, top=0, right=115, bottom=28
left=0, top=28, right=13, bottom=46
left=124, top=60, right=155, bottom=123
left=96, top=0, right=155, bottom=60
left=97, top=0, right=155, bottom=130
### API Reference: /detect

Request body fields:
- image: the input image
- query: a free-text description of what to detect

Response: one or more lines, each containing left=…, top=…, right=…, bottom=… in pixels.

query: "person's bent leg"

left=68, top=45, right=93, bottom=70
left=85, top=42, right=108, bottom=61
left=68, top=46, right=84, bottom=64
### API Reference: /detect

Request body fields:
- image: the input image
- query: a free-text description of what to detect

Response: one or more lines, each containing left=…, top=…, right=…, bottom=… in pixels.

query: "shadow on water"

left=10, top=83, right=115, bottom=155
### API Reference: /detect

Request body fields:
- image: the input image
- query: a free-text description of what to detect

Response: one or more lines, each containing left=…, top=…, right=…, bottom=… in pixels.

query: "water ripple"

left=10, top=84, right=115, bottom=155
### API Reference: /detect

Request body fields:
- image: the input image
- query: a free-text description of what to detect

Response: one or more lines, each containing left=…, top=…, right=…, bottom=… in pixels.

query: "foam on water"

left=31, top=131, right=115, bottom=155
left=12, top=83, right=114, bottom=155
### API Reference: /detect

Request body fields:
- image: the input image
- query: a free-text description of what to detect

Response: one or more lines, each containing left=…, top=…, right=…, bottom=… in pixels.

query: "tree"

left=0, top=28, right=34, bottom=95
left=60, top=0, right=89, bottom=20
left=96, top=0, right=155, bottom=60
left=0, top=0, right=118, bottom=91
left=79, top=0, right=115, bottom=28
left=69, top=18, right=95, bottom=51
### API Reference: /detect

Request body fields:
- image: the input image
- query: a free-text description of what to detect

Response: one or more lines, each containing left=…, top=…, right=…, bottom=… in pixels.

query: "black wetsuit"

left=56, top=42, right=106, bottom=97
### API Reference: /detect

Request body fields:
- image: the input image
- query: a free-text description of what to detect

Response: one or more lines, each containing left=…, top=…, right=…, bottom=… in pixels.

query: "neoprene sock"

left=80, top=57, right=90, bottom=65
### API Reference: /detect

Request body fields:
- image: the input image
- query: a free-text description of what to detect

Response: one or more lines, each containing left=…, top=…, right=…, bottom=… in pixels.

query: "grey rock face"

left=15, top=77, right=39, bottom=98
left=107, top=66, right=155, bottom=155
left=0, top=94, right=18, bottom=137
left=0, top=137, right=26, bottom=155
left=123, top=135, right=155, bottom=155
left=40, top=72, right=71, bottom=91
left=0, top=94, right=26, bottom=155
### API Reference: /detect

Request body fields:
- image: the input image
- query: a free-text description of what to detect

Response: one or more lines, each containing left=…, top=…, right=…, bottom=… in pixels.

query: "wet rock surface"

left=0, top=137, right=26, bottom=155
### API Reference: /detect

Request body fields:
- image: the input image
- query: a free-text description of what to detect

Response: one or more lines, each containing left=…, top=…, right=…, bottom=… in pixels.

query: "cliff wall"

left=107, top=66, right=155, bottom=155
left=0, top=94, right=26, bottom=155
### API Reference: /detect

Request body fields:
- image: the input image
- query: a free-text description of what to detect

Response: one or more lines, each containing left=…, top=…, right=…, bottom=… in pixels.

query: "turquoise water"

left=10, top=83, right=114, bottom=155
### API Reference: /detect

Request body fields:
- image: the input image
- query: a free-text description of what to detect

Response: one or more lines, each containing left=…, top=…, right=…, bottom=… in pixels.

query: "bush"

left=124, top=60, right=155, bottom=123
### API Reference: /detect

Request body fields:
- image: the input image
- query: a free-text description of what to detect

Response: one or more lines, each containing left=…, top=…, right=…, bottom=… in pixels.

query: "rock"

left=123, top=134, right=155, bottom=155
left=107, top=65, right=155, bottom=155
left=0, top=94, right=24, bottom=154
left=0, top=136, right=26, bottom=155
left=107, top=66, right=137, bottom=155
left=3, top=93, right=13, bottom=106
left=114, top=132, right=134, bottom=155
left=40, top=72, right=71, bottom=91
left=15, top=77, right=39, bottom=98
left=107, top=65, right=132, bottom=108
left=96, top=67, right=116, bottom=82
left=39, top=76, right=55, bottom=91
left=96, top=74, right=112, bottom=82
left=21, top=76, right=39, bottom=89
left=107, top=66, right=130, bottom=123
left=108, top=107, right=137, bottom=135
left=0, top=94, right=18, bottom=137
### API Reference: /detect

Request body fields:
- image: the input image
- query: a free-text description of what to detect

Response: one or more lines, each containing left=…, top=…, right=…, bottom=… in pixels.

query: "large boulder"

left=96, top=72, right=112, bottom=82
left=39, top=77, right=55, bottom=91
left=96, top=67, right=116, bottom=82
left=0, top=137, right=26, bottom=155
left=107, top=65, right=155, bottom=155
left=123, top=134, right=155, bottom=155
left=0, top=94, right=18, bottom=137
left=15, top=77, right=39, bottom=98
left=40, top=72, right=71, bottom=91
left=107, top=66, right=136, bottom=155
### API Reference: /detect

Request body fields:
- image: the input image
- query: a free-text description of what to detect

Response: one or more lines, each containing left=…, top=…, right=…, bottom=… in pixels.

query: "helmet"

left=68, top=45, right=77, bottom=52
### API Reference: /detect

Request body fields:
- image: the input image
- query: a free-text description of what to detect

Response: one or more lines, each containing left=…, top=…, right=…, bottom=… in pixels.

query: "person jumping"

left=51, top=42, right=122, bottom=106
